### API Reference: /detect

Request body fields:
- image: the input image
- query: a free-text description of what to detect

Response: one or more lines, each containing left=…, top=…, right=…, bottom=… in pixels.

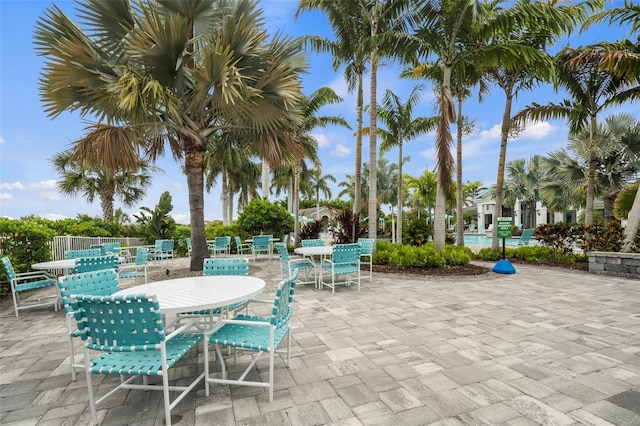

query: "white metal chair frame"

left=275, top=243, right=316, bottom=287
left=209, top=236, right=231, bottom=257
left=204, top=272, right=297, bottom=402
left=319, top=243, right=361, bottom=294
left=234, top=236, right=252, bottom=255
left=73, top=293, right=204, bottom=426
left=358, top=238, right=375, bottom=283
left=1, top=257, right=59, bottom=317
left=118, top=247, right=150, bottom=284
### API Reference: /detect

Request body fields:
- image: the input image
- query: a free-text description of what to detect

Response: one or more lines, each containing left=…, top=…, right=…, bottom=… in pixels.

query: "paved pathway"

left=1, top=257, right=638, bottom=425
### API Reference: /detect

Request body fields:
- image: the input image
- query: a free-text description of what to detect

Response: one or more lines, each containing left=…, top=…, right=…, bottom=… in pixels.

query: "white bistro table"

left=293, top=246, right=333, bottom=257
left=114, top=275, right=265, bottom=315
left=32, top=259, right=76, bottom=271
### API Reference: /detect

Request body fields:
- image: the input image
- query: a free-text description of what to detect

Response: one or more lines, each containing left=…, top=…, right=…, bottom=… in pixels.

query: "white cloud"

left=331, top=144, right=350, bottom=157
left=172, top=182, right=183, bottom=190
left=517, top=120, right=557, bottom=140
left=1, top=181, right=24, bottom=190
left=40, top=191, right=61, bottom=200
left=27, top=180, right=58, bottom=191
left=0, top=136, right=5, bottom=144
left=171, top=213, right=190, bottom=224
left=312, top=133, right=331, bottom=149
left=479, top=124, right=502, bottom=141
left=0, top=193, right=13, bottom=199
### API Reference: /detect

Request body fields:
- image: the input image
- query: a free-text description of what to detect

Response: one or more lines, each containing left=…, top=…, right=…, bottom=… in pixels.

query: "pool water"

left=462, top=234, right=521, bottom=246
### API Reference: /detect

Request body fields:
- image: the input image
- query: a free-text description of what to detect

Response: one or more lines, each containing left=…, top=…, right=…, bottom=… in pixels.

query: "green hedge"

left=374, top=241, right=472, bottom=268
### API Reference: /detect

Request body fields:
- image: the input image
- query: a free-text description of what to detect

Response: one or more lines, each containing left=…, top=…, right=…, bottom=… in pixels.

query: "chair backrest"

left=154, top=239, right=164, bottom=251
left=357, top=238, right=375, bottom=255
left=253, top=235, right=271, bottom=250
left=275, top=244, right=290, bottom=263
left=65, top=248, right=104, bottom=259
left=270, top=272, right=297, bottom=326
left=234, top=236, right=244, bottom=246
left=134, top=247, right=150, bottom=265
left=332, top=243, right=361, bottom=264
left=469, top=224, right=476, bottom=232
left=185, top=238, right=192, bottom=253
left=75, top=255, right=119, bottom=273
left=203, top=257, right=249, bottom=276
left=58, top=269, right=120, bottom=314
left=73, top=294, right=165, bottom=349
left=161, top=239, right=174, bottom=252
left=282, top=234, right=290, bottom=245
left=215, top=236, right=231, bottom=247
left=520, top=229, right=534, bottom=242
left=1, top=257, right=16, bottom=281
left=102, top=242, right=121, bottom=254
left=302, top=239, right=324, bottom=247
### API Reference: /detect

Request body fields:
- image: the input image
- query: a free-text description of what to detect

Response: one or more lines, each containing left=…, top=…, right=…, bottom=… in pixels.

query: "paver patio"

left=1, top=256, right=638, bottom=425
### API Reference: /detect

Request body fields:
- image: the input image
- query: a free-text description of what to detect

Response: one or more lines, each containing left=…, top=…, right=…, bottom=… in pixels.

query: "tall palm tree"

left=483, top=1, right=587, bottom=251
left=514, top=46, right=637, bottom=228
left=308, top=170, right=336, bottom=220
left=296, top=0, right=369, bottom=216
left=291, top=87, right=350, bottom=243
left=35, top=0, right=307, bottom=270
left=376, top=86, right=437, bottom=243
left=405, top=170, right=438, bottom=220
left=51, top=127, right=154, bottom=222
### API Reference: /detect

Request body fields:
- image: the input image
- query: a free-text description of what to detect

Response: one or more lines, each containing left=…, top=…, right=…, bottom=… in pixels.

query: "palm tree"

left=296, top=0, right=369, bottom=216
left=514, top=45, right=636, bottom=229
left=500, top=156, right=546, bottom=229
left=291, top=87, right=350, bottom=243
left=308, top=170, right=336, bottom=220
left=482, top=1, right=588, bottom=251
left=376, top=86, right=437, bottom=244
left=35, top=0, right=307, bottom=270
left=405, top=170, right=438, bottom=220
left=51, top=142, right=154, bottom=222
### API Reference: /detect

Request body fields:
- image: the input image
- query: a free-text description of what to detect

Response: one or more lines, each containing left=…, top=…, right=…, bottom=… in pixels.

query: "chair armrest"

left=289, top=258, right=313, bottom=266
left=13, top=271, right=55, bottom=281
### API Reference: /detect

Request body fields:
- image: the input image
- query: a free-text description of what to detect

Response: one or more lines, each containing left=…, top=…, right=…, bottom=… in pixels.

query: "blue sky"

left=1, top=0, right=637, bottom=224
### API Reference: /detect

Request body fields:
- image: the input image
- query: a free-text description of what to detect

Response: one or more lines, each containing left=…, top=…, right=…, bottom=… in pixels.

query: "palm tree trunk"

left=261, top=161, right=269, bottom=199
left=185, top=148, right=207, bottom=271
left=585, top=115, right=597, bottom=225
left=287, top=177, right=293, bottom=212
left=293, top=165, right=300, bottom=245
left=100, top=188, right=115, bottom=222
left=492, top=94, right=513, bottom=251
left=456, top=97, right=464, bottom=247
left=354, top=71, right=364, bottom=215
left=603, top=191, right=617, bottom=224
left=222, top=172, right=229, bottom=225
left=622, top=187, right=640, bottom=252
left=397, top=141, right=403, bottom=244
left=368, top=52, right=379, bottom=240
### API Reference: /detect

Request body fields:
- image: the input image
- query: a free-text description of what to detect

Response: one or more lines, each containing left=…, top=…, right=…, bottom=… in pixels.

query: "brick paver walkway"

left=1, top=257, right=638, bottom=425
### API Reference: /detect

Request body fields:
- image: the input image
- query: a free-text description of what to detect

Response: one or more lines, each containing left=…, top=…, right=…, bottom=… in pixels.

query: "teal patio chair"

left=319, top=243, right=361, bottom=294
left=185, top=237, right=192, bottom=256
left=58, top=269, right=120, bottom=381
left=301, top=238, right=324, bottom=247
left=210, top=236, right=231, bottom=257
left=204, top=272, right=297, bottom=402
left=518, top=229, right=535, bottom=246
left=153, top=239, right=174, bottom=266
left=1, top=257, right=59, bottom=317
left=75, top=254, right=119, bottom=273
left=234, top=236, right=252, bottom=255
left=118, top=247, right=150, bottom=284
left=65, top=248, right=104, bottom=259
left=358, top=238, right=375, bottom=283
left=102, top=242, right=121, bottom=254
left=275, top=243, right=316, bottom=287
left=73, top=294, right=204, bottom=426
left=251, top=235, right=272, bottom=261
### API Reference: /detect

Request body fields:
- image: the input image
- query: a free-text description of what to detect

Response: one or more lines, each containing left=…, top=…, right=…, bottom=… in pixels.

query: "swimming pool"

left=462, top=234, right=521, bottom=246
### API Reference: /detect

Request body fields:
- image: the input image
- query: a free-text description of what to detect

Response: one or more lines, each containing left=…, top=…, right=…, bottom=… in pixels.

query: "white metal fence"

left=52, top=236, right=146, bottom=260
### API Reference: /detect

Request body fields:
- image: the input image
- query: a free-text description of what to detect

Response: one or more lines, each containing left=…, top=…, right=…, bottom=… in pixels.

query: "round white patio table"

left=293, top=246, right=333, bottom=257
left=32, top=259, right=76, bottom=271
left=114, top=275, right=265, bottom=315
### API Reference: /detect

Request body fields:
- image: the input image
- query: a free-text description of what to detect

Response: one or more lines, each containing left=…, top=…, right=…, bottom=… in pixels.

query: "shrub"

left=236, top=199, right=293, bottom=238
left=373, top=242, right=471, bottom=269
left=298, top=220, right=323, bottom=241
left=535, top=223, right=581, bottom=254
left=402, top=216, right=432, bottom=246
left=580, top=222, right=626, bottom=252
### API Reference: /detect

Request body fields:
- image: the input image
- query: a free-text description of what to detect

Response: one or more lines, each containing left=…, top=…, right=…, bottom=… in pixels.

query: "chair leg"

left=162, top=368, right=172, bottom=426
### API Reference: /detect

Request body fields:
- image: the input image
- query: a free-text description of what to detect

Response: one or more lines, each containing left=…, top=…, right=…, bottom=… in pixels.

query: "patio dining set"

left=0, top=236, right=375, bottom=425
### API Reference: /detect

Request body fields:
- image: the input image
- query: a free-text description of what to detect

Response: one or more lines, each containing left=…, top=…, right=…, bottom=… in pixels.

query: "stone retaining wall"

left=587, top=251, right=640, bottom=280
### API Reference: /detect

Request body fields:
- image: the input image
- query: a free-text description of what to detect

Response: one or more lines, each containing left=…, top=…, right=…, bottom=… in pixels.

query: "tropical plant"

left=405, top=170, right=438, bottom=219
left=236, top=199, right=294, bottom=240
left=501, top=155, right=546, bottom=229
left=375, top=86, right=437, bottom=244
left=50, top=134, right=154, bottom=222
left=298, top=219, right=323, bottom=242
left=332, top=209, right=366, bottom=244
left=35, top=0, right=307, bottom=270
left=133, top=191, right=176, bottom=243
